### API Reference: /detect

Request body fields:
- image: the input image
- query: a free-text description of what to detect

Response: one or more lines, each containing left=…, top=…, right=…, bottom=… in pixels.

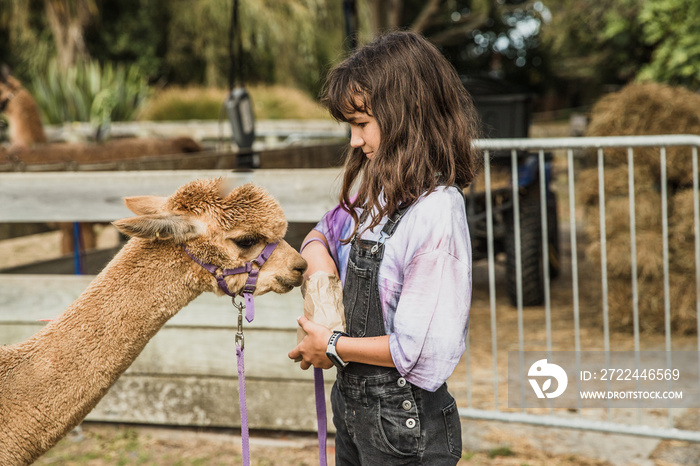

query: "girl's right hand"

left=288, top=315, right=334, bottom=370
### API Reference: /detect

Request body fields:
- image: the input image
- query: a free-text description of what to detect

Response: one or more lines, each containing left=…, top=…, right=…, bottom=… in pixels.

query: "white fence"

left=1, top=135, right=699, bottom=443
left=463, top=135, right=700, bottom=442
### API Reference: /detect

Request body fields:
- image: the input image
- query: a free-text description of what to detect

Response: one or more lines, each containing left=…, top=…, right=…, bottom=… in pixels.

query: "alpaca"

left=0, top=178, right=307, bottom=464
left=0, top=66, right=203, bottom=253
left=0, top=65, right=47, bottom=150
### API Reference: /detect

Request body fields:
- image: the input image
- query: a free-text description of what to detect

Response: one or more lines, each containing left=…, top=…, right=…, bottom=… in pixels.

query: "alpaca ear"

left=124, top=195, right=167, bottom=215
left=112, top=214, right=205, bottom=242
left=217, top=177, right=239, bottom=199
left=0, top=64, right=10, bottom=83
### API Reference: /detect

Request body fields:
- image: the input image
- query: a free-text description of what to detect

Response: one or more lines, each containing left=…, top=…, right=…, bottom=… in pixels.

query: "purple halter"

left=183, top=241, right=279, bottom=323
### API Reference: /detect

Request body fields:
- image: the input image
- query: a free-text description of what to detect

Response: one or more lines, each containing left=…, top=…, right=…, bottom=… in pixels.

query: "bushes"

left=137, top=85, right=331, bottom=121
left=28, top=58, right=150, bottom=125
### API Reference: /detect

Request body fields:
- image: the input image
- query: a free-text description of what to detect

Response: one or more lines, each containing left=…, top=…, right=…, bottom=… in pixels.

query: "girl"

left=288, top=30, right=481, bottom=465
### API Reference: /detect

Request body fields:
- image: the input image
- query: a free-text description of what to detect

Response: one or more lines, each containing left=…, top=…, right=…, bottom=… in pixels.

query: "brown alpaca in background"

left=0, top=65, right=204, bottom=254
left=0, top=65, right=47, bottom=150
left=0, top=178, right=307, bottom=464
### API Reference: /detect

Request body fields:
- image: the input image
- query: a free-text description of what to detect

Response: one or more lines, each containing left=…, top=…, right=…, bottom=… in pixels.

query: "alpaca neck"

left=0, top=239, right=208, bottom=463
left=7, top=89, right=47, bottom=146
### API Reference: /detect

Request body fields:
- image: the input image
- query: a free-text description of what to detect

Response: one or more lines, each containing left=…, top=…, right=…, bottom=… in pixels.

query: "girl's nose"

left=350, top=128, right=363, bottom=148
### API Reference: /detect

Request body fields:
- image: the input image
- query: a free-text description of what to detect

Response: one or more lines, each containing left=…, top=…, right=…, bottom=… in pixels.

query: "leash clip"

left=233, top=296, right=245, bottom=349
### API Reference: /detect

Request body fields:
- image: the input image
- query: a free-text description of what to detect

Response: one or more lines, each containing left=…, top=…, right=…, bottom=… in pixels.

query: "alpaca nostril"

left=295, top=259, right=308, bottom=275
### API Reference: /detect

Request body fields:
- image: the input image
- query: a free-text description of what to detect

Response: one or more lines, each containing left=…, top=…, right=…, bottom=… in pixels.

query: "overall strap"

left=368, top=205, right=409, bottom=255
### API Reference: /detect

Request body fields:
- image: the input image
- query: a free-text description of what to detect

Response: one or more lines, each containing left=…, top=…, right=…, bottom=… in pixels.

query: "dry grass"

left=585, top=82, right=700, bottom=187
left=137, top=85, right=332, bottom=121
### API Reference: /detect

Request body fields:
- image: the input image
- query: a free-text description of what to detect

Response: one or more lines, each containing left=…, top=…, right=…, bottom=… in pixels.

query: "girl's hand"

left=288, top=316, right=334, bottom=370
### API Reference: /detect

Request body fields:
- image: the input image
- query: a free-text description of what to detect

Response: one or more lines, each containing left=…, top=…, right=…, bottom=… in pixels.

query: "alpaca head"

left=112, top=178, right=307, bottom=296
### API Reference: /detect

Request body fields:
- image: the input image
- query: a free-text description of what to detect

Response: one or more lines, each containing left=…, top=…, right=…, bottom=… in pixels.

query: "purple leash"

left=314, top=368, right=328, bottom=466
left=183, top=242, right=280, bottom=466
left=235, top=302, right=250, bottom=466
left=237, top=345, right=250, bottom=464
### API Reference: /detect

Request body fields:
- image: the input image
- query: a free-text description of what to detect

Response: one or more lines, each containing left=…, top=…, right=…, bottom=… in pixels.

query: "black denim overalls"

left=331, top=207, right=463, bottom=465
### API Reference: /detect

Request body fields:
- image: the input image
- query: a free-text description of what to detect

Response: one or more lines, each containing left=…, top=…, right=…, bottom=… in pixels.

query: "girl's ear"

left=112, top=214, right=205, bottom=242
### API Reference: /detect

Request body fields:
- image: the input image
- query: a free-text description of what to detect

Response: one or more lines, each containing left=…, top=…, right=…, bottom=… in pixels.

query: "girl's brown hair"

left=321, top=30, right=482, bottom=240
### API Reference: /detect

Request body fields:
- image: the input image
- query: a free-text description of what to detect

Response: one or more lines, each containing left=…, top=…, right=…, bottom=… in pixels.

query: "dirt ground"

left=33, top=421, right=615, bottom=466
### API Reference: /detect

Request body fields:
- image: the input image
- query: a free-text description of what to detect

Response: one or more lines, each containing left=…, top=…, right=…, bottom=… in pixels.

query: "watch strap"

left=326, top=330, right=349, bottom=369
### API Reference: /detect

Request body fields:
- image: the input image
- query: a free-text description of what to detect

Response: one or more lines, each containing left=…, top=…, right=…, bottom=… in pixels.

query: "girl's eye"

left=231, top=236, right=258, bottom=249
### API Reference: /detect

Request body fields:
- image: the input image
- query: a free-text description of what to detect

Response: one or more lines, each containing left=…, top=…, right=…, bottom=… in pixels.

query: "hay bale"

left=669, top=188, right=700, bottom=275
left=577, top=165, right=657, bottom=207
left=585, top=229, right=664, bottom=281
left=604, top=274, right=698, bottom=334
left=578, top=166, right=661, bottom=244
left=585, top=82, right=700, bottom=188
left=578, top=165, right=699, bottom=333
left=580, top=84, right=700, bottom=334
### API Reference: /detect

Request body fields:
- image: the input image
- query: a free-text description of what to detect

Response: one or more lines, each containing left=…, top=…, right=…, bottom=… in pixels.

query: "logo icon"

left=528, top=359, right=568, bottom=399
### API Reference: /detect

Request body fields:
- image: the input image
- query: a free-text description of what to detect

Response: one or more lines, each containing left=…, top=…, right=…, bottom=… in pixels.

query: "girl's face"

left=345, top=109, right=380, bottom=160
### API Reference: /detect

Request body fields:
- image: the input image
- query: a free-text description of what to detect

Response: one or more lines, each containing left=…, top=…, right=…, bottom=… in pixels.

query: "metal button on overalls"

left=402, top=400, right=412, bottom=411
left=397, top=377, right=407, bottom=387
left=405, top=418, right=417, bottom=429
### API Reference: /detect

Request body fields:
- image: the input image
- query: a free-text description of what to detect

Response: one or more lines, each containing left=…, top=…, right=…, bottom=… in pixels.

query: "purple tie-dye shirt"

left=314, top=186, right=472, bottom=392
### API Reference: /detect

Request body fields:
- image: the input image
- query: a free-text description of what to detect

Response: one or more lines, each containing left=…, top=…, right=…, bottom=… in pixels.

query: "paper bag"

left=295, top=271, right=345, bottom=362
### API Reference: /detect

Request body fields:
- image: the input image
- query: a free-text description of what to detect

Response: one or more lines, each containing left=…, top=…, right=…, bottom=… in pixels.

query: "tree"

left=637, top=0, right=700, bottom=89
left=357, top=0, right=550, bottom=91
left=161, top=0, right=345, bottom=93
left=540, top=0, right=647, bottom=84
left=44, top=0, right=98, bottom=68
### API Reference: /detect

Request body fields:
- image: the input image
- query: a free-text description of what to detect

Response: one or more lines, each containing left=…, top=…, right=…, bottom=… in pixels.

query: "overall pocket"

left=375, top=387, right=421, bottom=457
left=442, top=399, right=463, bottom=458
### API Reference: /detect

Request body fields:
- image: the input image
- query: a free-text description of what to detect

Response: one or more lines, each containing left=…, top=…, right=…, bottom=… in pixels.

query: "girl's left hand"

left=288, top=316, right=334, bottom=370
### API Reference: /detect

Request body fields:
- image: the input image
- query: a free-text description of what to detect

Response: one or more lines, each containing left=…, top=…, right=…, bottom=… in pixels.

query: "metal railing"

left=461, top=135, right=700, bottom=441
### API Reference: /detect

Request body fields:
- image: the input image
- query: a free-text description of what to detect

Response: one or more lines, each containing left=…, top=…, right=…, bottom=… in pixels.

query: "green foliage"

left=542, top=0, right=700, bottom=93
left=162, top=0, right=345, bottom=95
left=28, top=58, right=150, bottom=124
left=637, top=0, right=700, bottom=89
left=1, top=0, right=347, bottom=96
left=488, top=445, right=515, bottom=458
left=85, top=0, right=168, bottom=79
left=0, top=0, right=55, bottom=81
left=541, top=0, right=647, bottom=84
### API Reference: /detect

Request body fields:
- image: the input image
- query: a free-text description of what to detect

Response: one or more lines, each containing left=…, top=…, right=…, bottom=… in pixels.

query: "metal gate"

left=461, top=135, right=700, bottom=442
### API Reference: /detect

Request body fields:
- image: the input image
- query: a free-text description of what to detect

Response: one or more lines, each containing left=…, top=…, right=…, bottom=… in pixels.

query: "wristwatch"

left=326, top=331, right=349, bottom=369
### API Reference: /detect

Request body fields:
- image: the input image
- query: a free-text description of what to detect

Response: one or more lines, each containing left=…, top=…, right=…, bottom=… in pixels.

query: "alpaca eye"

left=231, top=236, right=258, bottom=249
